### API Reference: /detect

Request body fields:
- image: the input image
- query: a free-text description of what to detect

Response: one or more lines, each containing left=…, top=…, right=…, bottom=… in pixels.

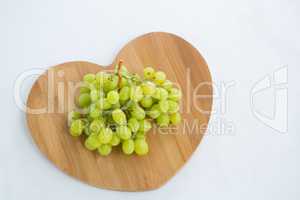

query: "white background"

left=0, top=0, right=299, bottom=200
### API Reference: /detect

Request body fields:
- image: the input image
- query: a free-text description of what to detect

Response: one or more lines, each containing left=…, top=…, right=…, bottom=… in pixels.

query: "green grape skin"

left=130, top=86, right=143, bottom=102
left=152, top=87, right=168, bottom=100
left=68, top=111, right=81, bottom=126
left=83, top=73, right=96, bottom=83
left=83, top=125, right=91, bottom=136
left=106, top=90, right=119, bottom=105
left=116, top=126, right=132, bottom=140
left=114, top=64, right=129, bottom=77
left=89, top=119, right=104, bottom=133
left=156, top=113, right=170, bottom=127
left=95, top=71, right=105, bottom=84
left=134, top=139, right=149, bottom=155
left=98, top=144, right=112, bottom=156
left=140, top=96, right=153, bottom=108
left=168, top=88, right=182, bottom=101
left=168, top=100, right=179, bottom=113
left=85, top=135, right=101, bottom=150
left=134, top=131, right=146, bottom=140
left=96, top=98, right=112, bottom=110
left=119, top=86, right=130, bottom=101
left=110, top=134, right=120, bottom=146
left=131, top=106, right=145, bottom=120
left=112, top=109, right=127, bottom=125
left=111, top=102, right=121, bottom=109
left=170, top=113, right=181, bottom=125
left=98, top=127, right=113, bottom=144
left=90, top=89, right=99, bottom=102
left=139, top=119, right=152, bottom=132
left=119, top=78, right=128, bottom=88
left=158, top=100, right=169, bottom=113
left=89, top=104, right=101, bottom=118
left=119, top=99, right=128, bottom=106
left=70, top=119, right=84, bottom=136
left=146, top=104, right=161, bottom=119
left=154, top=71, right=166, bottom=85
left=143, top=67, right=155, bottom=80
left=122, top=139, right=135, bottom=155
left=103, top=74, right=118, bottom=92
left=141, top=81, right=156, bottom=96
left=80, top=85, right=90, bottom=94
left=162, top=80, right=173, bottom=90
left=159, top=88, right=168, bottom=100
left=78, top=93, right=91, bottom=108
left=128, top=118, right=140, bottom=132
left=131, top=73, right=142, bottom=84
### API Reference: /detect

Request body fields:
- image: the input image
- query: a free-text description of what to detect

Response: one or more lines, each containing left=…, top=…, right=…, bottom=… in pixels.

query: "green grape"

left=159, top=88, right=168, bottom=100
left=135, top=131, right=145, bottom=139
left=146, top=104, right=161, bottom=119
left=98, top=144, right=112, bottom=156
left=122, top=139, right=134, bottom=155
left=116, top=125, right=132, bottom=140
left=141, top=81, right=156, bottom=96
left=90, top=89, right=99, bottom=102
left=85, top=135, right=101, bottom=150
left=111, top=102, right=121, bottom=109
left=170, top=113, right=181, bottom=125
left=154, top=71, right=166, bottom=84
left=69, top=63, right=183, bottom=156
left=70, top=119, right=84, bottom=136
left=152, top=87, right=168, bottom=100
left=139, top=119, right=152, bottom=132
left=97, top=98, right=112, bottom=110
left=89, top=119, right=104, bottom=133
left=130, top=86, right=143, bottom=102
left=78, top=93, right=91, bottom=108
left=131, top=73, right=142, bottom=84
left=128, top=118, right=140, bottom=132
left=95, top=71, right=105, bottom=84
left=68, top=111, right=81, bottom=126
left=162, top=80, right=173, bottom=90
left=131, top=106, right=145, bottom=120
left=107, top=90, right=119, bottom=105
left=80, top=85, right=90, bottom=94
left=134, top=139, right=149, bottom=155
left=103, top=74, right=118, bottom=92
left=89, top=104, right=101, bottom=118
left=168, top=88, right=182, bottom=101
left=98, top=127, right=113, bottom=144
left=140, top=96, right=153, bottom=108
left=119, top=78, right=128, bottom=88
left=112, top=109, right=127, bottom=125
left=156, top=114, right=170, bottom=127
left=143, top=67, right=155, bottom=80
left=114, top=64, right=129, bottom=77
left=89, top=80, right=98, bottom=90
left=84, top=125, right=91, bottom=136
left=168, top=100, right=179, bottom=113
left=119, top=99, right=128, bottom=106
left=158, top=100, right=169, bottom=113
left=110, top=134, right=120, bottom=146
left=119, top=86, right=130, bottom=101
left=83, top=73, right=96, bottom=83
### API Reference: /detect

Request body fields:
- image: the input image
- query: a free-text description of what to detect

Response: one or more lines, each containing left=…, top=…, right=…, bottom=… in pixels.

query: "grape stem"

left=117, top=60, right=123, bottom=88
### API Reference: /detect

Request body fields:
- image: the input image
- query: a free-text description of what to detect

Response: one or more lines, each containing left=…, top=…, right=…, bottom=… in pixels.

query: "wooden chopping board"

left=26, top=32, right=213, bottom=191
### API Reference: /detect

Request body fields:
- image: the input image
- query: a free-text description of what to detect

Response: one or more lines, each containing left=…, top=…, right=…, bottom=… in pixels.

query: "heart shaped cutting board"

left=26, top=32, right=212, bottom=191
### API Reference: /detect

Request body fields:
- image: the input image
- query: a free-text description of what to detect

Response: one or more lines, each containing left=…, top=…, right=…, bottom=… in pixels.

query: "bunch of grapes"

left=68, top=61, right=182, bottom=156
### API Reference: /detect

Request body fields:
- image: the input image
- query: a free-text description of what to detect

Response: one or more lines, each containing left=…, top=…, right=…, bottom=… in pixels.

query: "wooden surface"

left=26, top=32, right=213, bottom=191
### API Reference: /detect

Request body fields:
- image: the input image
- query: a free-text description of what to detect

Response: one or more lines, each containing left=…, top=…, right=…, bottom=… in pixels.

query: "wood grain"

left=26, top=32, right=213, bottom=191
